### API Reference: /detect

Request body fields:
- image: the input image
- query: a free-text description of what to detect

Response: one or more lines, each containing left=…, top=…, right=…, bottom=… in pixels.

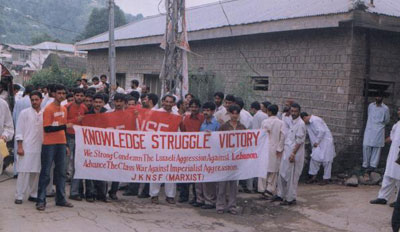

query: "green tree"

left=27, top=64, right=81, bottom=89
left=78, top=5, right=128, bottom=40
left=31, top=33, right=60, bottom=45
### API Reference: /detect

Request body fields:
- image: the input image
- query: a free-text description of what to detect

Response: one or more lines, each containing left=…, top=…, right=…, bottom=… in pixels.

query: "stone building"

left=76, top=0, right=400, bottom=172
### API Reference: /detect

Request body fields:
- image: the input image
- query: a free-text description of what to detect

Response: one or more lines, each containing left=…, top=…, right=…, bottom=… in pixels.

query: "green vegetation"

left=0, top=0, right=142, bottom=45
left=27, top=64, right=81, bottom=89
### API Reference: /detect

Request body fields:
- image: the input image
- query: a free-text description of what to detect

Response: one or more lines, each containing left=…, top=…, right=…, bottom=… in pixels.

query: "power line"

left=0, top=3, right=81, bottom=35
left=218, top=0, right=262, bottom=77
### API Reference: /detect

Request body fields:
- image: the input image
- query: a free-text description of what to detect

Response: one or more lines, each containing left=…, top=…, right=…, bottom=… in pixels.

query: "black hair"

left=267, top=104, right=279, bottom=115
left=250, top=101, right=261, bottom=111
left=92, top=76, right=99, bottom=82
left=185, top=93, right=194, bottom=99
left=214, top=92, right=224, bottom=99
left=23, top=85, right=35, bottom=96
left=148, top=93, right=159, bottom=105
left=228, top=104, right=241, bottom=114
left=162, top=94, right=175, bottom=103
left=85, top=92, right=94, bottom=98
left=81, top=79, right=88, bottom=83
left=29, top=90, right=43, bottom=99
left=100, top=74, right=107, bottom=79
left=225, top=94, right=235, bottom=102
left=234, top=97, right=244, bottom=110
left=86, top=88, right=97, bottom=94
left=300, top=112, right=309, bottom=119
left=140, top=93, right=147, bottom=100
left=177, top=100, right=184, bottom=109
left=129, top=91, right=140, bottom=100
left=66, top=93, right=74, bottom=99
left=114, top=93, right=127, bottom=102
left=131, top=80, right=139, bottom=87
left=127, top=96, right=137, bottom=102
left=13, top=84, right=21, bottom=91
left=262, top=101, right=271, bottom=109
left=189, top=98, right=201, bottom=107
left=202, top=102, right=216, bottom=111
left=47, top=84, right=56, bottom=93
left=93, top=93, right=106, bottom=102
left=291, top=103, right=301, bottom=111
left=73, top=88, right=85, bottom=94
left=54, top=84, right=66, bottom=92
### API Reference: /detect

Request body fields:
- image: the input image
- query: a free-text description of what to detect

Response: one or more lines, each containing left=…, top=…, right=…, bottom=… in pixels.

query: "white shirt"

left=306, top=115, right=336, bottom=162
left=15, top=107, right=43, bottom=173
left=262, top=115, right=285, bottom=172
left=214, top=107, right=230, bottom=124
left=0, top=98, right=14, bottom=141
left=13, top=95, right=31, bottom=125
left=240, top=109, right=253, bottom=129
left=384, top=122, right=400, bottom=180
left=251, top=110, right=268, bottom=129
left=126, top=87, right=142, bottom=95
left=116, top=87, right=125, bottom=94
left=363, top=102, right=390, bottom=147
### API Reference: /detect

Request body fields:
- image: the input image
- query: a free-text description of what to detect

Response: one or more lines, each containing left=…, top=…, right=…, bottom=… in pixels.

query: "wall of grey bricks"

left=85, top=27, right=400, bottom=173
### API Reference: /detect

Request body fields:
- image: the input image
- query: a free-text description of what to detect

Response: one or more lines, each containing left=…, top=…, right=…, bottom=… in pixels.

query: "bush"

left=27, top=64, right=81, bottom=89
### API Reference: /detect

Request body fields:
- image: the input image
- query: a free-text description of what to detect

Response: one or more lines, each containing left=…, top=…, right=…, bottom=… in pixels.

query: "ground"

left=0, top=171, right=394, bottom=232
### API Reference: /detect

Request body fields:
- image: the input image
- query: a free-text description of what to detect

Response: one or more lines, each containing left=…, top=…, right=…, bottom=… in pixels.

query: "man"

left=215, top=94, right=235, bottom=124
left=0, top=97, right=14, bottom=174
left=126, top=80, right=142, bottom=94
left=13, top=84, right=23, bottom=101
left=179, top=99, right=204, bottom=205
left=274, top=103, right=306, bottom=206
left=84, top=92, right=94, bottom=111
left=363, top=94, right=390, bottom=179
left=13, top=85, right=34, bottom=176
left=37, top=84, right=73, bottom=211
left=370, top=107, right=400, bottom=206
left=100, top=74, right=110, bottom=94
left=251, top=101, right=268, bottom=129
left=107, top=93, right=127, bottom=200
left=282, top=99, right=294, bottom=131
left=150, top=95, right=179, bottom=204
left=41, top=84, right=55, bottom=108
left=261, top=101, right=271, bottom=114
left=393, top=188, right=400, bottom=231
left=301, top=112, right=336, bottom=185
left=80, top=79, right=89, bottom=90
left=66, top=88, right=89, bottom=202
left=14, top=91, right=43, bottom=204
left=142, top=93, right=158, bottom=110
left=198, top=102, right=220, bottom=209
left=259, top=104, right=284, bottom=197
left=85, top=93, right=109, bottom=202
left=217, top=104, right=246, bottom=215
left=214, top=92, right=224, bottom=112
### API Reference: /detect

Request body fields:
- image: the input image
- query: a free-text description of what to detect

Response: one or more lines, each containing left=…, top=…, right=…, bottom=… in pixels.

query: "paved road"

left=0, top=172, right=394, bottom=232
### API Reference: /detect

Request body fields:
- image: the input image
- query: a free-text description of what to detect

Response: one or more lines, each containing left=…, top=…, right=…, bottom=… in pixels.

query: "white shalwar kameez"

left=277, top=116, right=306, bottom=202
left=306, top=116, right=336, bottom=180
left=239, top=109, right=253, bottom=129
left=252, top=110, right=269, bottom=192
left=259, top=116, right=285, bottom=194
left=377, top=122, right=400, bottom=201
left=363, top=102, right=390, bottom=168
left=0, top=98, right=14, bottom=174
left=149, top=108, right=179, bottom=198
left=15, top=108, right=43, bottom=200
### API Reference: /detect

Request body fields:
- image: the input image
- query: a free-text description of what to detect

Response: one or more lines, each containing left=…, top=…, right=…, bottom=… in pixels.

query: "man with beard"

left=214, top=92, right=224, bottom=112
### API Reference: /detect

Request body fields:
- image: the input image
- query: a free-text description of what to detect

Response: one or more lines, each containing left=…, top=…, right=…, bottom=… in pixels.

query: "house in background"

left=0, top=41, right=87, bottom=83
left=76, top=0, right=400, bottom=172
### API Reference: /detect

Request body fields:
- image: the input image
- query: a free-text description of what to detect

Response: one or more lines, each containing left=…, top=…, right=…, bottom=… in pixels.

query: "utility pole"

left=160, top=0, right=188, bottom=99
left=108, top=0, right=116, bottom=96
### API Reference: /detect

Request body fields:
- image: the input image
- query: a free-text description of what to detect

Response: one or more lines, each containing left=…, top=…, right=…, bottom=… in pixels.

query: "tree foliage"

left=27, top=64, right=81, bottom=89
left=78, top=5, right=133, bottom=41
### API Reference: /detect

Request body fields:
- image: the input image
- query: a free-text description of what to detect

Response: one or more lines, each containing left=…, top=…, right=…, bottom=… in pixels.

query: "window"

left=251, top=76, right=269, bottom=91
left=363, top=80, right=393, bottom=97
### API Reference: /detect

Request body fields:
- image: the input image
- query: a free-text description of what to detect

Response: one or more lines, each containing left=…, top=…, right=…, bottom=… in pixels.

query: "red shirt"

left=66, top=102, right=88, bottom=135
left=181, top=113, right=205, bottom=132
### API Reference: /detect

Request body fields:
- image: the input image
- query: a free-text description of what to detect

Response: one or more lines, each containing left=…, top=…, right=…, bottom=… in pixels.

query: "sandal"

left=56, top=202, right=74, bottom=208
left=36, top=204, right=46, bottom=211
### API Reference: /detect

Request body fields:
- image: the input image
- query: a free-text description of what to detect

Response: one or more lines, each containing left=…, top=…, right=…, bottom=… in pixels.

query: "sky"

left=114, top=0, right=220, bottom=16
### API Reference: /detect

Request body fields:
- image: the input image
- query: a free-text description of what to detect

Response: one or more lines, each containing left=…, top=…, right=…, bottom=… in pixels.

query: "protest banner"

left=74, top=125, right=269, bottom=183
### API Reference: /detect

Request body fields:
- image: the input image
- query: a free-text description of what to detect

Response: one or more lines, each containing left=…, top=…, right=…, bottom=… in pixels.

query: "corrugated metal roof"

left=6, top=44, right=31, bottom=51
left=31, top=42, right=75, bottom=53
left=77, top=0, right=399, bottom=46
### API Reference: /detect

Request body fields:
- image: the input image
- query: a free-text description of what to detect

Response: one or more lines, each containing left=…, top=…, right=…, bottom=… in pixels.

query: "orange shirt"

left=181, top=113, right=205, bottom=132
left=65, top=102, right=88, bottom=135
left=43, top=102, right=67, bottom=145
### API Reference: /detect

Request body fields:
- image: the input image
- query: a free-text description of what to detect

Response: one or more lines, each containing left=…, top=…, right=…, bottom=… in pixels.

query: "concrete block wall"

left=85, top=27, right=400, bottom=172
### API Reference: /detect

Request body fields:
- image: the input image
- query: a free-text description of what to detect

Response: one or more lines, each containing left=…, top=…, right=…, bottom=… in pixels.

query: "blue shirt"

left=200, top=116, right=220, bottom=132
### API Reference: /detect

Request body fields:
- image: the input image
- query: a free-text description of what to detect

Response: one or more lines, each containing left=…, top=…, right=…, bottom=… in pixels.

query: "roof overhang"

left=76, top=11, right=400, bottom=51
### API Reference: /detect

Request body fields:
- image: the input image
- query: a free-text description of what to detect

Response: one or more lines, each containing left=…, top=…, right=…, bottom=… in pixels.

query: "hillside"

left=0, top=0, right=140, bottom=45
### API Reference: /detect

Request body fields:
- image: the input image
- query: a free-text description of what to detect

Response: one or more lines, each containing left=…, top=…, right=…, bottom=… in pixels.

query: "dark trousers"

left=179, top=183, right=196, bottom=201
left=126, top=183, right=149, bottom=195
left=37, top=144, right=67, bottom=205
left=392, top=190, right=400, bottom=232
left=109, top=182, right=119, bottom=195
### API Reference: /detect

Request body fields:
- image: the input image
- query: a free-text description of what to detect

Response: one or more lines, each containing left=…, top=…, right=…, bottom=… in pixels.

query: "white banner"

left=74, top=126, right=269, bottom=183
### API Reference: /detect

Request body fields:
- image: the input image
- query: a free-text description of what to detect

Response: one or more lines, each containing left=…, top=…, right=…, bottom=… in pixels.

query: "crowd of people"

left=0, top=75, right=398, bottom=225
